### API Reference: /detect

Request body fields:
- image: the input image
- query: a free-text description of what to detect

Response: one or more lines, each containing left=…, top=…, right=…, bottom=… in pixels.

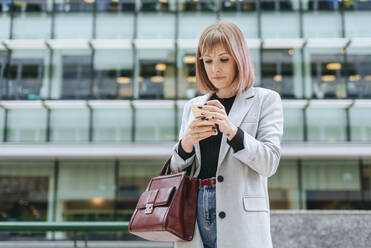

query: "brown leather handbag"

left=128, top=158, right=198, bottom=241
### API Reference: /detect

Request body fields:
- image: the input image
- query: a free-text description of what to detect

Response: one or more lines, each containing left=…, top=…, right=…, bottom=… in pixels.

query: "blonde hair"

left=196, top=22, right=255, bottom=95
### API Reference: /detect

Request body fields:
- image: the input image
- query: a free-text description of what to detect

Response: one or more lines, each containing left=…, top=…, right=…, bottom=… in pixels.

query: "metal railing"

left=0, top=222, right=130, bottom=248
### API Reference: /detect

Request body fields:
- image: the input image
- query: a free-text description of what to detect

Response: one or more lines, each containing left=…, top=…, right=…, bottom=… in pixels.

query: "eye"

left=204, top=60, right=212, bottom=64
left=220, top=58, right=229, bottom=63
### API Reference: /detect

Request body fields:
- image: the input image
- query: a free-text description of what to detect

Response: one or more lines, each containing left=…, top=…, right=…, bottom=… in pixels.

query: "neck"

left=215, top=90, right=235, bottom=99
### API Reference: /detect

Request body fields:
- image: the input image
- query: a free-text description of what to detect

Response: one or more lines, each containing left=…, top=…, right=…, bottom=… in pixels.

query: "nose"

left=211, top=61, right=221, bottom=74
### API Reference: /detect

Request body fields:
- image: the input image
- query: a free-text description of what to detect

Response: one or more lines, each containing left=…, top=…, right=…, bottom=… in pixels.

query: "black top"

left=178, top=93, right=245, bottom=180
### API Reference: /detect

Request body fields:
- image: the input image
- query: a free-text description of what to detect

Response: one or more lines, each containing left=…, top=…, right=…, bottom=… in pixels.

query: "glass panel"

left=58, top=161, right=115, bottom=222
left=137, top=0, right=175, bottom=39
left=302, top=0, right=342, bottom=38
left=261, top=0, right=300, bottom=38
left=0, top=50, right=8, bottom=99
left=0, top=107, right=4, bottom=141
left=345, top=48, right=371, bottom=99
left=94, top=49, right=133, bottom=99
left=0, top=160, right=54, bottom=222
left=344, top=8, right=371, bottom=38
left=135, top=106, right=175, bottom=141
left=0, top=0, right=11, bottom=39
left=282, top=108, right=304, bottom=142
left=96, top=0, right=135, bottom=39
left=51, top=49, right=92, bottom=100
left=350, top=108, right=371, bottom=142
left=7, top=108, right=47, bottom=142
left=118, top=160, right=162, bottom=222
left=362, top=160, right=371, bottom=209
left=93, top=108, right=132, bottom=142
left=50, top=108, right=89, bottom=142
left=220, top=0, right=258, bottom=39
left=178, top=49, right=199, bottom=99
left=178, top=0, right=216, bottom=39
left=306, top=107, right=347, bottom=142
left=262, top=49, right=296, bottom=98
left=6, top=49, right=49, bottom=100
left=54, top=0, right=93, bottom=39
left=12, top=0, right=52, bottom=39
left=305, top=48, right=346, bottom=99
left=302, top=160, right=361, bottom=209
left=269, top=160, right=299, bottom=209
left=137, top=48, right=175, bottom=99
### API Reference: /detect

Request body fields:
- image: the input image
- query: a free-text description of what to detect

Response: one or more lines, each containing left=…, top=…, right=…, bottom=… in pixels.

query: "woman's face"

left=202, top=44, right=237, bottom=96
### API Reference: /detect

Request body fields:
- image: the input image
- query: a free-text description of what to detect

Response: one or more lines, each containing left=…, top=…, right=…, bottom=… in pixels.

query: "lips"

left=213, top=76, right=225, bottom=80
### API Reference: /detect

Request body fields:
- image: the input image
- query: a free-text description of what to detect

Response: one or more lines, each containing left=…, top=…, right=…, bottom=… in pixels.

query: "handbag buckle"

left=145, top=203, right=154, bottom=214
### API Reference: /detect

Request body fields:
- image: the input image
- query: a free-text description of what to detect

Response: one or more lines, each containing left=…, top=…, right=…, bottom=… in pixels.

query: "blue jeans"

left=197, top=185, right=217, bottom=248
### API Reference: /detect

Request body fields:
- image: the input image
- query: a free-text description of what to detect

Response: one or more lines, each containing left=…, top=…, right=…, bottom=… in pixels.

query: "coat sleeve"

left=170, top=101, right=196, bottom=173
left=232, top=91, right=284, bottom=177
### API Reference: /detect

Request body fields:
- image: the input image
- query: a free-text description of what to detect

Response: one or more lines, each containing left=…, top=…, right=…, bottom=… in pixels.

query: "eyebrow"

left=203, top=52, right=229, bottom=58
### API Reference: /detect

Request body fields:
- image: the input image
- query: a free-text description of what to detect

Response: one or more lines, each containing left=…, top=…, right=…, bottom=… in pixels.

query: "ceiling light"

left=117, top=77, right=131, bottom=84
left=326, top=63, right=342, bottom=70
left=364, top=75, right=371, bottom=81
left=159, top=0, right=168, bottom=2
left=138, top=76, right=144, bottom=83
left=349, top=75, right=361, bottom=81
left=288, top=49, right=294, bottom=55
left=321, top=75, right=336, bottom=82
left=155, top=64, right=167, bottom=71
left=151, top=76, right=164, bottom=83
left=187, top=76, right=196, bottom=83
left=183, top=55, right=196, bottom=64
left=84, top=0, right=95, bottom=3
left=91, top=197, right=104, bottom=205
left=273, top=75, right=283, bottom=82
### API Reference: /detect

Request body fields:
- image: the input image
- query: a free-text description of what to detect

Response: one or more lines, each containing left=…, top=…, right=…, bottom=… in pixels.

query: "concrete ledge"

left=271, top=210, right=371, bottom=248
left=0, top=142, right=371, bottom=160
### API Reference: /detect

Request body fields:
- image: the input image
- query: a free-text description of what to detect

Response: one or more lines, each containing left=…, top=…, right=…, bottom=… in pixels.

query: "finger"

left=193, top=118, right=216, bottom=127
left=195, top=130, right=218, bottom=142
left=205, top=100, right=225, bottom=110
left=191, top=125, right=216, bottom=134
left=198, top=105, right=220, bottom=113
left=199, top=111, right=225, bottom=121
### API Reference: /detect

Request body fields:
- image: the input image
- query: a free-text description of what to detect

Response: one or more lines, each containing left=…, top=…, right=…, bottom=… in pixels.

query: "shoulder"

left=252, top=87, right=282, bottom=105
left=183, top=94, right=210, bottom=109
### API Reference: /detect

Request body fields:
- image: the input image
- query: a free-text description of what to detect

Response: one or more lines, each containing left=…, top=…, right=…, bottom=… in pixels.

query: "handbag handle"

left=159, top=156, right=193, bottom=176
left=160, top=157, right=172, bottom=176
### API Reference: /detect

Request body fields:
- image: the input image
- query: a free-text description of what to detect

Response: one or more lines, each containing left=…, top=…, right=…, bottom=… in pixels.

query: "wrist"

left=226, top=124, right=238, bottom=141
left=181, top=139, right=194, bottom=153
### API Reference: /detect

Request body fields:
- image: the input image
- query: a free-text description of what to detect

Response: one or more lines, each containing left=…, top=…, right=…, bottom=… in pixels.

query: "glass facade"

left=0, top=0, right=371, bottom=243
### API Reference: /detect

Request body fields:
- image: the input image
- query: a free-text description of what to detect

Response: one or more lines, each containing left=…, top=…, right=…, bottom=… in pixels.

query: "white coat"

left=170, top=87, right=284, bottom=248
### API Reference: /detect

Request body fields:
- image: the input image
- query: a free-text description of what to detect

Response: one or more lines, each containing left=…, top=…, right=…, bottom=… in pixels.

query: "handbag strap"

left=160, top=157, right=172, bottom=176
left=159, top=156, right=193, bottom=176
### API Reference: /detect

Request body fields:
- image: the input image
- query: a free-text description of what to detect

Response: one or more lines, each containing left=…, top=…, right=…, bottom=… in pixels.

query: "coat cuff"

left=227, top=127, right=245, bottom=153
left=170, top=141, right=196, bottom=173
left=178, top=140, right=195, bottom=160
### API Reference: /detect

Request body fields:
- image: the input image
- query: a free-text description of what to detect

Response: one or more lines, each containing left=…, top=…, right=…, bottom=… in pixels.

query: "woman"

left=170, top=22, right=283, bottom=248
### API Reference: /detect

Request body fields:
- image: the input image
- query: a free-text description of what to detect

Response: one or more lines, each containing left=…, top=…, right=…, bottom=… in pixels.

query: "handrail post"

left=84, top=232, right=88, bottom=248
left=74, top=232, right=77, bottom=248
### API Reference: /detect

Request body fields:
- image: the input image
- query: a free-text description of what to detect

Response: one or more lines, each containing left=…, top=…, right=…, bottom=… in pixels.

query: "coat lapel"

left=217, top=87, right=256, bottom=168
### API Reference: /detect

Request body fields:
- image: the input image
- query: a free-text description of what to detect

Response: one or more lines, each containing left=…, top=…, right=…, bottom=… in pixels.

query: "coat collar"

left=194, top=87, right=256, bottom=169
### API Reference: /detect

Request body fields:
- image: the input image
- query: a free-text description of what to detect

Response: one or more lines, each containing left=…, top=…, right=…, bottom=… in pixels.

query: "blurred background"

left=0, top=0, right=371, bottom=245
